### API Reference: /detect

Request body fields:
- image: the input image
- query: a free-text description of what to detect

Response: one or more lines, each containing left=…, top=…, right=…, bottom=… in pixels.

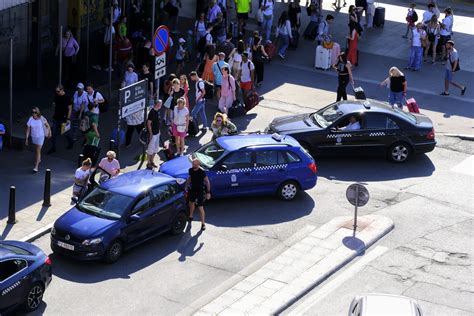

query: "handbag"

left=139, top=128, right=149, bottom=145
left=61, top=121, right=71, bottom=135
left=41, top=116, right=52, bottom=138
left=253, top=46, right=269, bottom=64
left=164, top=96, right=173, bottom=109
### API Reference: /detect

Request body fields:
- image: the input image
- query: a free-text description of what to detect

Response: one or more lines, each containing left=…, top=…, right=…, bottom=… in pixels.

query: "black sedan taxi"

left=266, top=100, right=436, bottom=162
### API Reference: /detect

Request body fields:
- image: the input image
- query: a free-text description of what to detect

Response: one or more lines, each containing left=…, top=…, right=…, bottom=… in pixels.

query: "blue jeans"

left=50, top=119, right=73, bottom=150
left=389, top=91, right=404, bottom=108
left=408, top=46, right=423, bottom=70
left=191, top=100, right=208, bottom=128
left=278, top=34, right=290, bottom=56
left=262, top=15, right=273, bottom=43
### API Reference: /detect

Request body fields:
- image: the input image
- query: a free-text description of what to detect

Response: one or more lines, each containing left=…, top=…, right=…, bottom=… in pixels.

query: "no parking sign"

left=153, top=25, right=170, bottom=55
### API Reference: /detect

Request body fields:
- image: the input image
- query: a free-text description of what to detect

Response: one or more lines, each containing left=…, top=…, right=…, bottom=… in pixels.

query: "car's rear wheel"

left=24, top=282, right=44, bottom=312
left=278, top=181, right=299, bottom=201
left=105, top=240, right=123, bottom=264
left=170, top=212, right=187, bottom=235
left=388, top=142, right=411, bottom=163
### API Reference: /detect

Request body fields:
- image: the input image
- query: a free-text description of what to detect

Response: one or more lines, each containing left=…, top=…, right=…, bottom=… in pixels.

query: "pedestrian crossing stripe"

left=369, top=132, right=386, bottom=137
left=327, top=133, right=352, bottom=138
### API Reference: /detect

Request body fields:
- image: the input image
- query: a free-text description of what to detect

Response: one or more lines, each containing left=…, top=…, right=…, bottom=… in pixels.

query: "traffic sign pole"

left=353, top=185, right=359, bottom=236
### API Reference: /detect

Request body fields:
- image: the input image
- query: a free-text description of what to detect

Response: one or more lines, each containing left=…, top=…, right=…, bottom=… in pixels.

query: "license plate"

left=57, top=241, right=75, bottom=251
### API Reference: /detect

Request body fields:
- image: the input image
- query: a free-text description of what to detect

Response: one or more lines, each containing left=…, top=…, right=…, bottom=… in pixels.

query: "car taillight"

left=308, top=162, right=317, bottom=173
left=426, top=128, right=435, bottom=140
left=44, top=256, right=52, bottom=265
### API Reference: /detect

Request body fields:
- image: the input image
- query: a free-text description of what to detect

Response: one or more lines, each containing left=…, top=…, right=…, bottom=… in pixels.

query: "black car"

left=0, top=240, right=52, bottom=313
left=266, top=100, right=436, bottom=162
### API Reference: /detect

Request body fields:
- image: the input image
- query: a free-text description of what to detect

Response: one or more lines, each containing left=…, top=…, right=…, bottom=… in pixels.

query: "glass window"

left=151, top=185, right=173, bottom=203
left=0, top=244, right=32, bottom=255
left=0, top=259, right=27, bottom=282
left=193, top=141, right=226, bottom=168
left=256, top=151, right=279, bottom=166
left=221, top=151, right=253, bottom=170
left=78, top=187, right=134, bottom=219
left=132, top=193, right=153, bottom=215
left=387, top=117, right=400, bottom=129
left=285, top=151, right=302, bottom=163
left=312, top=103, right=346, bottom=127
left=365, top=113, right=387, bottom=129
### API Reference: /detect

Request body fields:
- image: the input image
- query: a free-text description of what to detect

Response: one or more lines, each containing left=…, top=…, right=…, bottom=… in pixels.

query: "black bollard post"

left=7, top=186, right=16, bottom=224
left=42, top=169, right=52, bottom=207
left=109, top=139, right=115, bottom=151
left=78, top=154, right=84, bottom=168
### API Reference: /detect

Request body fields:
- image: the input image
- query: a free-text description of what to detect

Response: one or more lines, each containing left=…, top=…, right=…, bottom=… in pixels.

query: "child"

left=403, top=3, right=418, bottom=39
left=72, top=158, right=92, bottom=203
left=176, top=38, right=187, bottom=75
left=0, top=122, right=5, bottom=151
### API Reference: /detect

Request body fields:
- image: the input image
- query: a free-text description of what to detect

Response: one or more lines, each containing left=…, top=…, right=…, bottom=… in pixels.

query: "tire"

left=24, top=282, right=44, bottom=312
left=105, top=240, right=123, bottom=264
left=278, top=181, right=299, bottom=201
left=387, top=142, right=411, bottom=163
left=170, top=212, right=187, bottom=235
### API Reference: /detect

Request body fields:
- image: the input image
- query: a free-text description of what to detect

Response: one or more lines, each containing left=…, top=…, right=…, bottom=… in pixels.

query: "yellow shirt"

left=235, top=0, right=252, bottom=13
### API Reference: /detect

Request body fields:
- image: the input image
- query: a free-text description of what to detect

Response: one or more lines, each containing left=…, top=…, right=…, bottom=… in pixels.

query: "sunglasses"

left=216, top=119, right=222, bottom=122
left=32, top=111, right=38, bottom=114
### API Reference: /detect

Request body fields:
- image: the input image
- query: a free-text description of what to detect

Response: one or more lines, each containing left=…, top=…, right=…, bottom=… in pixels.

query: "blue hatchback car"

left=159, top=134, right=317, bottom=201
left=51, top=170, right=188, bottom=263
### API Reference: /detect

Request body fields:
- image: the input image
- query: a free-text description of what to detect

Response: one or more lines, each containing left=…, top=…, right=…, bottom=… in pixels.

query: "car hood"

left=159, top=155, right=192, bottom=179
left=54, top=207, right=118, bottom=240
left=269, top=113, right=322, bottom=133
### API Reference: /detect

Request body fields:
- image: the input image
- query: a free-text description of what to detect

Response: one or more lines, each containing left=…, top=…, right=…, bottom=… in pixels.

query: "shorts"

left=188, top=190, right=206, bottom=206
left=146, top=133, right=161, bottom=155
left=445, top=69, right=454, bottom=82
left=172, top=123, right=187, bottom=138
left=438, top=35, right=451, bottom=46
left=237, top=12, right=249, bottom=20
left=31, top=136, right=44, bottom=146
left=240, top=81, right=252, bottom=90
left=73, top=183, right=85, bottom=194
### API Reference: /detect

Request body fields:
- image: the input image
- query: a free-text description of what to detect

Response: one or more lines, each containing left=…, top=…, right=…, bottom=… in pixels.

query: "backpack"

left=89, top=91, right=109, bottom=113
left=412, top=10, right=418, bottom=22
left=198, top=79, right=214, bottom=99
left=197, top=33, right=209, bottom=53
left=80, top=115, right=91, bottom=132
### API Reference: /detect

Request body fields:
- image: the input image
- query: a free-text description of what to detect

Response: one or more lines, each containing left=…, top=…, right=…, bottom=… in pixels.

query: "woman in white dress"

left=25, top=107, right=51, bottom=172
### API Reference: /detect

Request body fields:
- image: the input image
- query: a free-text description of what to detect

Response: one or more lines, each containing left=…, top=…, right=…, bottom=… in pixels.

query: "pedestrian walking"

left=121, top=62, right=139, bottom=88
left=164, top=0, right=182, bottom=31
left=99, top=151, right=121, bottom=177
left=218, top=66, right=236, bottom=114
left=146, top=100, right=163, bottom=169
left=194, top=12, right=208, bottom=48
left=288, top=0, right=301, bottom=31
left=365, top=0, right=375, bottom=28
left=380, top=67, right=407, bottom=109
left=56, top=30, right=79, bottom=87
left=112, top=0, right=121, bottom=24
left=83, top=103, right=100, bottom=146
left=180, top=75, right=190, bottom=110
left=125, top=110, right=144, bottom=148
left=172, top=98, right=190, bottom=156
left=403, top=3, right=417, bottom=39
left=71, top=83, right=88, bottom=141
left=176, top=38, right=187, bottom=75
left=190, top=71, right=209, bottom=131
left=440, top=41, right=466, bottom=96
left=228, top=40, right=245, bottom=76
left=117, top=16, right=128, bottom=40
left=212, top=52, right=230, bottom=100
left=167, top=78, right=185, bottom=125
left=25, top=107, right=50, bottom=172
left=185, top=159, right=211, bottom=231
left=85, top=84, right=105, bottom=115
left=207, top=0, right=222, bottom=25
left=237, top=52, right=255, bottom=100
left=346, top=21, right=361, bottom=67
left=218, top=34, right=235, bottom=63
left=260, top=0, right=274, bottom=43
left=439, top=7, right=454, bottom=62
left=235, top=0, right=252, bottom=36
left=406, top=22, right=426, bottom=71
left=202, top=45, right=219, bottom=82
left=140, top=62, right=155, bottom=105
left=48, top=85, right=74, bottom=154
left=92, top=17, right=115, bottom=71
left=333, top=52, right=354, bottom=101
left=276, top=11, right=292, bottom=59
left=211, top=112, right=237, bottom=140
left=71, top=158, right=92, bottom=203
left=424, top=15, right=440, bottom=64
left=251, top=36, right=268, bottom=87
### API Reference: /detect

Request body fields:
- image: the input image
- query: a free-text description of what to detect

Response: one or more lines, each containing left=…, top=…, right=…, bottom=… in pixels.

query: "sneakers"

left=201, top=224, right=206, bottom=231
left=278, top=53, right=285, bottom=59
left=440, top=92, right=450, bottom=96
left=461, top=86, right=467, bottom=96
left=71, top=196, right=78, bottom=203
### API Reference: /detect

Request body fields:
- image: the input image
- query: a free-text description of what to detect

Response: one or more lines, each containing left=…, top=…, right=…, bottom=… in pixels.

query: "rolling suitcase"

left=373, top=6, right=385, bottom=27
left=244, top=92, right=259, bottom=112
left=405, top=97, right=420, bottom=113
left=353, top=86, right=366, bottom=100
left=315, top=45, right=332, bottom=70
left=228, top=101, right=246, bottom=118
left=264, top=42, right=276, bottom=60
left=289, top=30, right=299, bottom=49
left=303, top=21, right=318, bottom=40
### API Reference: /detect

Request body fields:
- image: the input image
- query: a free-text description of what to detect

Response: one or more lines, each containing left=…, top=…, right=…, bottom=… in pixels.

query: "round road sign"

left=153, top=25, right=170, bottom=55
left=346, top=183, right=370, bottom=207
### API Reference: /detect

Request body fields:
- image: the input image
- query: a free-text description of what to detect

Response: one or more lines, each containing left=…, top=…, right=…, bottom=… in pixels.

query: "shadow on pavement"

left=342, top=236, right=366, bottom=255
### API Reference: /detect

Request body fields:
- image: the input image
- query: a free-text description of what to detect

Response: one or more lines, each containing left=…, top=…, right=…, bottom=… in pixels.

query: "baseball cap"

left=76, top=83, right=84, bottom=89
left=178, top=38, right=186, bottom=44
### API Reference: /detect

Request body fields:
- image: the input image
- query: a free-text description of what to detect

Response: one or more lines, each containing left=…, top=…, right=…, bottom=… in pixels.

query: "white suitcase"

left=315, top=45, right=332, bottom=70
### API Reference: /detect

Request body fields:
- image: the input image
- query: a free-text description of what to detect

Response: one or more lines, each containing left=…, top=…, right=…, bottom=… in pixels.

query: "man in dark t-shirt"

left=185, top=159, right=211, bottom=231
left=146, top=100, right=162, bottom=168
left=48, top=84, right=73, bottom=154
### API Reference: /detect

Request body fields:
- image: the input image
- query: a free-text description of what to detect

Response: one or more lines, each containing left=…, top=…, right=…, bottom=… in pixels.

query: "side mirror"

left=220, top=164, right=228, bottom=171
left=129, top=214, right=140, bottom=222
left=330, top=127, right=337, bottom=132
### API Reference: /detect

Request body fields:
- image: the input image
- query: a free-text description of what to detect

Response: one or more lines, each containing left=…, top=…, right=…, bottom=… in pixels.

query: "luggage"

left=228, top=100, right=246, bottom=118
left=373, top=6, right=385, bottom=27
left=229, top=21, right=239, bottom=38
left=289, top=30, right=299, bottom=49
left=303, top=21, right=318, bottom=40
left=315, top=45, right=332, bottom=70
left=111, top=128, right=125, bottom=146
left=187, top=119, right=200, bottom=136
left=264, top=42, right=276, bottom=60
left=244, top=91, right=259, bottom=112
left=330, top=42, right=341, bottom=65
left=405, top=97, right=420, bottom=113
left=353, top=86, right=366, bottom=100
left=83, top=145, right=101, bottom=166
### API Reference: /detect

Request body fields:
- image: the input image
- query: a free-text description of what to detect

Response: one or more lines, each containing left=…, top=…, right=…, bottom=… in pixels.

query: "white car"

left=348, top=294, right=423, bottom=316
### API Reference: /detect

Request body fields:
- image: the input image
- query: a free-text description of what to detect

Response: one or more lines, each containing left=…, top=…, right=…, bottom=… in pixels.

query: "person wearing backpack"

left=422, top=3, right=435, bottom=25
left=237, top=52, right=255, bottom=100
left=219, top=66, right=236, bottom=114
left=71, top=83, right=88, bottom=141
left=190, top=71, right=209, bottom=131
left=440, top=41, right=466, bottom=97
left=424, top=15, right=440, bottom=64
left=85, top=84, right=106, bottom=115
left=212, top=52, right=229, bottom=100
left=194, top=13, right=207, bottom=57
left=83, top=103, right=100, bottom=145
left=402, top=3, right=417, bottom=39
left=197, top=26, right=214, bottom=60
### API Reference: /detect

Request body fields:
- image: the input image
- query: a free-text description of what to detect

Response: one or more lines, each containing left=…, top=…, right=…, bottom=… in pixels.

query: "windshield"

left=192, top=141, right=226, bottom=168
left=77, top=187, right=133, bottom=220
left=311, top=103, right=344, bottom=128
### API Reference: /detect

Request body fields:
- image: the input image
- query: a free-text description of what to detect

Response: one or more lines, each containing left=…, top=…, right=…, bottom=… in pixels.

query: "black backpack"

left=412, top=10, right=418, bottom=22
left=198, top=33, right=209, bottom=53
left=198, top=80, right=214, bottom=99
left=89, top=91, right=109, bottom=113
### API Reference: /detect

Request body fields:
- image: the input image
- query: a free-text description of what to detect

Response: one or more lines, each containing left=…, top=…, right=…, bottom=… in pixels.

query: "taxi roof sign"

left=271, top=133, right=283, bottom=141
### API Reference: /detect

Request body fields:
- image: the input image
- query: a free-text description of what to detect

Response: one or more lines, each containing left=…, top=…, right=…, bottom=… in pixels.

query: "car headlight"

left=176, top=178, right=186, bottom=185
left=82, top=237, right=103, bottom=246
left=51, top=227, right=56, bottom=236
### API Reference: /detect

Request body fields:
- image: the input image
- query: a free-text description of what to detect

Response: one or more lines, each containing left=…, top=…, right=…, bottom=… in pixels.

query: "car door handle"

left=353, top=133, right=363, bottom=136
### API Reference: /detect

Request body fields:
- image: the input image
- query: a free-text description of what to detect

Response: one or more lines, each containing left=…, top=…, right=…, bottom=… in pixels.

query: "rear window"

left=393, top=107, right=417, bottom=124
left=0, top=244, right=32, bottom=255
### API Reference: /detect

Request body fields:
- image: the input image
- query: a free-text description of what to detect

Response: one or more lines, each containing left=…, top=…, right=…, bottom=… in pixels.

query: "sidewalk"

left=194, top=215, right=394, bottom=315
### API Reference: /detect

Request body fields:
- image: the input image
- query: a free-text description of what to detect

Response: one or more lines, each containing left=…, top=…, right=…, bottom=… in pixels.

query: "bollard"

left=7, top=186, right=16, bottom=224
left=42, top=169, right=52, bottom=207
left=109, top=139, right=115, bottom=151
left=78, top=153, right=84, bottom=168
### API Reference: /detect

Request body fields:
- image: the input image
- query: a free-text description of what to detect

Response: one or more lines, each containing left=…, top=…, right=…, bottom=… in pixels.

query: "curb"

left=19, top=223, right=54, bottom=243
left=444, top=133, right=474, bottom=141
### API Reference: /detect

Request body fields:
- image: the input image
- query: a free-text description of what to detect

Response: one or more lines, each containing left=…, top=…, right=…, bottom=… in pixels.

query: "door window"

left=220, top=151, right=253, bottom=170
left=0, top=259, right=28, bottom=282
left=255, top=151, right=290, bottom=166
left=283, top=151, right=302, bottom=163
left=151, top=184, right=173, bottom=204
left=131, top=193, right=153, bottom=215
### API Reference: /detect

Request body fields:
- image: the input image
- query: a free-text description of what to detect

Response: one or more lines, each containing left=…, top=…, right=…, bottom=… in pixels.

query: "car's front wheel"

left=170, top=212, right=187, bottom=235
left=388, top=142, right=411, bottom=163
left=105, top=240, right=123, bottom=264
left=24, top=282, right=44, bottom=312
left=278, top=181, right=299, bottom=201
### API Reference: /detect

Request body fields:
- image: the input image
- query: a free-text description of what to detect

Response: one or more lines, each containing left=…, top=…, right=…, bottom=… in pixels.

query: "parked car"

left=266, top=100, right=436, bottom=163
left=0, top=240, right=52, bottom=313
left=159, top=133, right=317, bottom=201
left=348, top=294, right=423, bottom=316
left=51, top=170, right=188, bottom=263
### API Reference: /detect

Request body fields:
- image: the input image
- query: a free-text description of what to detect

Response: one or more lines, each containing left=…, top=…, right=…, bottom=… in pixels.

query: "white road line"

left=451, top=155, right=474, bottom=177
left=287, top=245, right=389, bottom=316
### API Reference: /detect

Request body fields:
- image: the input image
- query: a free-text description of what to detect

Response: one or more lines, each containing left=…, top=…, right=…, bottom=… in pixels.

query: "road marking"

left=287, top=246, right=389, bottom=316
left=451, top=155, right=474, bottom=177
